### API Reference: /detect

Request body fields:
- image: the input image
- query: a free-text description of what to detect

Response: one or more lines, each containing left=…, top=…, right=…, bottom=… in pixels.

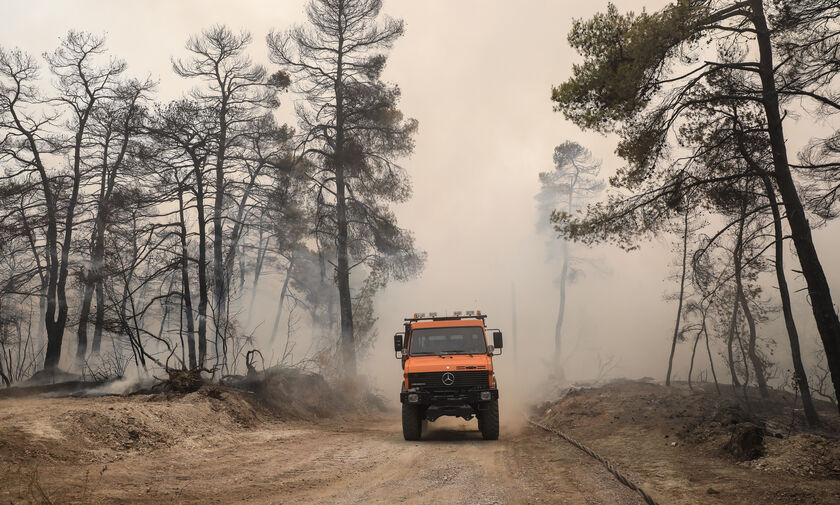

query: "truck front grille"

left=408, top=371, right=489, bottom=390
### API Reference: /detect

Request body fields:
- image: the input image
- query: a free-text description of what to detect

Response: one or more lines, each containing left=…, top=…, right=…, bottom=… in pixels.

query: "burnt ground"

left=1, top=385, right=643, bottom=505
left=0, top=378, right=837, bottom=504
left=535, top=380, right=840, bottom=505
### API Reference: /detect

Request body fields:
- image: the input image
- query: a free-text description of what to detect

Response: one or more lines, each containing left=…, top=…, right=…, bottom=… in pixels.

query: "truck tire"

left=402, top=404, right=422, bottom=441
left=479, top=399, right=499, bottom=440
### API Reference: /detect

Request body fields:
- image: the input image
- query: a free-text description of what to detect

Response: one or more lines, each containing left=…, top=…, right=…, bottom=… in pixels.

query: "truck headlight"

left=480, top=391, right=492, bottom=401
left=408, top=393, right=419, bottom=403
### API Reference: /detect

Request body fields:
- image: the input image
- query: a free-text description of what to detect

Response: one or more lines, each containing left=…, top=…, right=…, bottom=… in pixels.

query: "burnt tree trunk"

left=212, top=95, right=229, bottom=372
left=92, top=274, right=105, bottom=355
left=688, top=326, right=702, bottom=391
left=733, top=115, right=819, bottom=423
left=177, top=184, right=197, bottom=369
left=703, top=315, right=721, bottom=394
left=727, top=294, right=742, bottom=390
left=270, top=256, right=295, bottom=345
left=333, top=28, right=356, bottom=376
left=761, top=175, right=819, bottom=424
left=246, top=229, right=269, bottom=324
left=666, top=207, right=689, bottom=386
left=194, top=160, right=209, bottom=368
left=554, top=237, right=569, bottom=374
left=76, top=281, right=95, bottom=366
left=750, top=0, right=840, bottom=412
left=739, top=285, right=768, bottom=398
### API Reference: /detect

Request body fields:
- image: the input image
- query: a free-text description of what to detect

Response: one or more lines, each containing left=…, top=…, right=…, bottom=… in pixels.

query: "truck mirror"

left=394, top=333, right=403, bottom=352
left=493, top=331, right=503, bottom=349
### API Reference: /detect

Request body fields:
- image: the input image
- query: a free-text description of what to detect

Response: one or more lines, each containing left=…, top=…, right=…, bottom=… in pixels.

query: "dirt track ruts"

left=4, top=411, right=646, bottom=504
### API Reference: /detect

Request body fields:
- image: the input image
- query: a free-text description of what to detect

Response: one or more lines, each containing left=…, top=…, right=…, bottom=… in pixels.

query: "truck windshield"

left=409, top=326, right=487, bottom=356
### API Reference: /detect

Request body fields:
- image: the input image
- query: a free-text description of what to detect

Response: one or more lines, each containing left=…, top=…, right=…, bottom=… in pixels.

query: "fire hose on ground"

left=527, top=418, right=663, bottom=505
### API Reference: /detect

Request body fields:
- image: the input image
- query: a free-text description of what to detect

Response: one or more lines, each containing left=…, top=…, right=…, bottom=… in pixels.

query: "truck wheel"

left=402, top=404, right=422, bottom=441
left=479, top=400, right=499, bottom=440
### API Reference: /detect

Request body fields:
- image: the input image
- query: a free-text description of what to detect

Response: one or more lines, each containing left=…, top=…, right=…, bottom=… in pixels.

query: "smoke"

left=78, top=369, right=157, bottom=397
left=4, top=0, right=839, bottom=403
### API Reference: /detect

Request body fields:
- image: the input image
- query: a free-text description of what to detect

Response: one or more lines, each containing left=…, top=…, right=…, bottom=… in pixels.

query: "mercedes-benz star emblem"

left=441, top=372, right=455, bottom=386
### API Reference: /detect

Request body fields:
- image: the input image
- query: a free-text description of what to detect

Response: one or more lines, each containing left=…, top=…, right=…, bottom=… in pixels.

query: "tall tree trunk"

left=761, top=175, right=819, bottom=424
left=91, top=96, right=136, bottom=357
left=76, top=282, right=94, bottom=366
left=335, top=167, right=356, bottom=375
left=36, top=283, right=46, bottom=358
left=750, top=0, right=840, bottom=412
left=45, top=159, right=82, bottom=371
left=554, top=169, right=579, bottom=377
left=157, top=277, right=176, bottom=346
left=734, top=118, right=820, bottom=423
left=50, top=99, right=88, bottom=370
left=702, top=314, right=721, bottom=394
left=92, top=278, right=104, bottom=355
left=727, top=202, right=749, bottom=392
left=78, top=220, right=107, bottom=361
left=732, top=193, right=767, bottom=397
left=270, top=257, right=295, bottom=345
left=78, top=236, right=107, bottom=362
left=727, top=295, right=741, bottom=390
left=42, top=219, right=61, bottom=371
left=666, top=207, right=689, bottom=386
left=739, top=285, right=768, bottom=397
left=554, top=238, right=569, bottom=375
left=688, top=326, right=702, bottom=391
left=78, top=140, right=108, bottom=367
left=20, top=210, right=48, bottom=360
left=736, top=324, right=751, bottom=396
left=195, top=164, right=209, bottom=368
left=42, top=190, right=63, bottom=371
left=334, top=24, right=356, bottom=376
left=213, top=99, right=229, bottom=373
left=223, top=171, right=260, bottom=291
left=12, top=100, right=63, bottom=371
left=177, top=186, right=197, bottom=369
left=246, top=233, right=269, bottom=324
left=90, top=177, right=110, bottom=357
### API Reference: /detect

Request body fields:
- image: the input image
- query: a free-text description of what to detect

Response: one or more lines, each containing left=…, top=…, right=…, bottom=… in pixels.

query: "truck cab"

left=394, top=311, right=503, bottom=440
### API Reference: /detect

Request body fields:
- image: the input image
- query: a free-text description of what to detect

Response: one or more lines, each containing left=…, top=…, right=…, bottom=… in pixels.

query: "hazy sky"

left=3, top=0, right=838, bottom=392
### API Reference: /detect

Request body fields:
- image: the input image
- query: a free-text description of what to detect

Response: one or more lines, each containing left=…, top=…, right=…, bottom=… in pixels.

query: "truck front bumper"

left=400, top=388, right=499, bottom=405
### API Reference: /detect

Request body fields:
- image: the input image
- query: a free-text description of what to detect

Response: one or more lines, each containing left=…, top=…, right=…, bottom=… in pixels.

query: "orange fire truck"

left=394, top=311, right=503, bottom=440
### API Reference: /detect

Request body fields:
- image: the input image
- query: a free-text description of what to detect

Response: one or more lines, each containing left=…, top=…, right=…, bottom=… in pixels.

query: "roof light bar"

left=404, top=312, right=487, bottom=322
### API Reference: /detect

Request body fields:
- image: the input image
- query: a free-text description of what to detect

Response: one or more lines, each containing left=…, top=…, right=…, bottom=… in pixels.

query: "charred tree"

left=269, top=0, right=423, bottom=375
left=666, top=206, right=690, bottom=386
left=0, top=33, right=126, bottom=370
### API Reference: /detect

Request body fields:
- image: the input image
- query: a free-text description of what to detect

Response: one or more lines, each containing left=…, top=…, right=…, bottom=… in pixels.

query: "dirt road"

left=140, top=418, right=645, bottom=505
left=1, top=393, right=644, bottom=504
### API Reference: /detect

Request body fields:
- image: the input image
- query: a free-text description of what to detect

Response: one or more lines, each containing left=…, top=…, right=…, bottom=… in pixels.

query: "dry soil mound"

left=534, top=380, right=840, bottom=505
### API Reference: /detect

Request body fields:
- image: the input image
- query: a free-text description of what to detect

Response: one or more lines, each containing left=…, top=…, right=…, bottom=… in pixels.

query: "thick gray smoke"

left=3, top=0, right=838, bottom=407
